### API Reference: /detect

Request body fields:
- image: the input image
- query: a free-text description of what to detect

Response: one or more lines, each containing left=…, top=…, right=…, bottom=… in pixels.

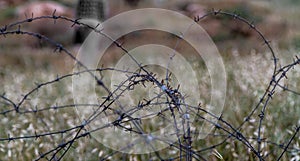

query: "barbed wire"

left=0, top=8, right=299, bottom=161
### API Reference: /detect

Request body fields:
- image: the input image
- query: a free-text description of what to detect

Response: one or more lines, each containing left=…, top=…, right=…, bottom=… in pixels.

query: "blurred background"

left=0, top=1, right=300, bottom=160
left=0, top=0, right=298, bottom=74
left=0, top=0, right=298, bottom=73
left=0, top=0, right=299, bottom=58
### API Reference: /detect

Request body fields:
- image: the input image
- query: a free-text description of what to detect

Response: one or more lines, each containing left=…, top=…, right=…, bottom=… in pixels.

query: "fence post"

left=74, top=0, right=106, bottom=44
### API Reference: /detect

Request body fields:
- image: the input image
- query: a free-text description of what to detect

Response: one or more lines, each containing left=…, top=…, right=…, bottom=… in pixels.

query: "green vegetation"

left=0, top=7, right=16, bottom=22
left=0, top=48, right=299, bottom=160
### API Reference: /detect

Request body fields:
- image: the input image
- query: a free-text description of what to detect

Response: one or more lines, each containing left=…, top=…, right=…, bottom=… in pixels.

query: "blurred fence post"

left=74, top=0, right=105, bottom=44
left=124, top=0, right=141, bottom=7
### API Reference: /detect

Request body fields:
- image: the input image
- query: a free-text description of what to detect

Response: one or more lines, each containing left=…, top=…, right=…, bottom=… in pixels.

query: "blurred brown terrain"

left=0, top=0, right=299, bottom=72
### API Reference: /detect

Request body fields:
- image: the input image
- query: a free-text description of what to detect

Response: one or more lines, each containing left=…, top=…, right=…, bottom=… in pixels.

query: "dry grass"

left=0, top=1, right=299, bottom=160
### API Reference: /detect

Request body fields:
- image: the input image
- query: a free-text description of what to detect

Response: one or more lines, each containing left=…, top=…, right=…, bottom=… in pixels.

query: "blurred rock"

left=16, top=1, right=73, bottom=18
left=15, top=1, right=75, bottom=47
left=182, top=3, right=206, bottom=18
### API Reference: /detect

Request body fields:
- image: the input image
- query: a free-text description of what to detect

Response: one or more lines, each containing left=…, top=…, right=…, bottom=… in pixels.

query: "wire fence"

left=0, top=8, right=299, bottom=161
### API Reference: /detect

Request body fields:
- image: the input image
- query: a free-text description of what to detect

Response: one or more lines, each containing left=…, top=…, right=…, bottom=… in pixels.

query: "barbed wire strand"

left=0, top=8, right=299, bottom=161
